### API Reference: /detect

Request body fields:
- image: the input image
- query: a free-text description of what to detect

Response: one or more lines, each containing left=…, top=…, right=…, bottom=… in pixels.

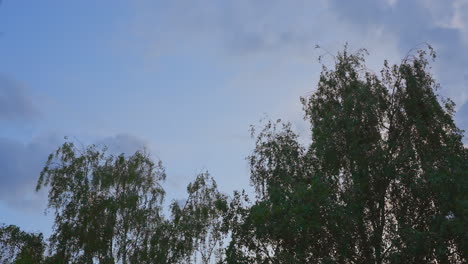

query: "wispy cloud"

left=328, top=0, right=468, bottom=107
left=0, top=74, right=39, bottom=121
left=129, top=0, right=468, bottom=108
left=97, top=133, right=150, bottom=156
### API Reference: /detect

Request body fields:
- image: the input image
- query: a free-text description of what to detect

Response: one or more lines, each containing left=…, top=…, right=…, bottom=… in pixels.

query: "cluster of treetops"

left=1, top=45, right=467, bottom=264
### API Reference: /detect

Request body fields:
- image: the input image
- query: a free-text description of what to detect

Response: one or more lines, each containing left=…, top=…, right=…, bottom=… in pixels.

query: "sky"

left=0, top=0, right=467, bottom=237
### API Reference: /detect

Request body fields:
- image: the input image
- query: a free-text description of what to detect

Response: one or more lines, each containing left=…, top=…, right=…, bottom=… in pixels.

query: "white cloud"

left=453, top=0, right=468, bottom=44
left=420, top=0, right=468, bottom=44
left=386, top=0, right=398, bottom=7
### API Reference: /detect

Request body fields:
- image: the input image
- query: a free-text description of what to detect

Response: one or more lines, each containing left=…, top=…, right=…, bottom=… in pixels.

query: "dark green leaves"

left=4, top=45, right=465, bottom=263
left=35, top=143, right=228, bottom=264
left=0, top=224, right=45, bottom=264
left=227, top=46, right=467, bottom=263
left=36, top=143, right=167, bottom=263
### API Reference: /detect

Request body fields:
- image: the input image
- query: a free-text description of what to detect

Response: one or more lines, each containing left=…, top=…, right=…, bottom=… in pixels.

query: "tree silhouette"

left=226, top=46, right=467, bottom=263
left=1, top=45, right=465, bottom=264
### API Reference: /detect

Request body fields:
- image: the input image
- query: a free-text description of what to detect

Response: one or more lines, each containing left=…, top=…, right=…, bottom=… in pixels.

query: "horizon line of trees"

left=1, top=45, right=467, bottom=264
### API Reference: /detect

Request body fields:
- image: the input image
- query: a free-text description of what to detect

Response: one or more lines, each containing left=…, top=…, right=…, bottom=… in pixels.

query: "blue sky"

left=1, top=0, right=467, bottom=236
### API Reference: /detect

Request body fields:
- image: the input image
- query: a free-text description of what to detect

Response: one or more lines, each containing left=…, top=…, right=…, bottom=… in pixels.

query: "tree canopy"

left=225, top=46, right=467, bottom=263
left=1, top=46, right=466, bottom=263
left=0, top=224, right=45, bottom=264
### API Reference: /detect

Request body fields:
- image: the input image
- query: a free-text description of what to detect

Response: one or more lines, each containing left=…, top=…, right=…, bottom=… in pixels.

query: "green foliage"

left=132, top=172, right=228, bottom=264
left=3, top=45, right=465, bottom=263
left=226, top=46, right=467, bottom=263
left=170, top=173, right=228, bottom=263
left=35, top=142, right=228, bottom=264
left=36, top=143, right=166, bottom=263
left=0, top=224, right=45, bottom=264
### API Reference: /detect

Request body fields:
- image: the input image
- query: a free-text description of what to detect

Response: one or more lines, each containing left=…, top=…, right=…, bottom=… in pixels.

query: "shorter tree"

left=36, top=142, right=166, bottom=264
left=0, top=224, right=45, bottom=264
left=174, top=172, right=228, bottom=264
left=36, top=142, right=229, bottom=264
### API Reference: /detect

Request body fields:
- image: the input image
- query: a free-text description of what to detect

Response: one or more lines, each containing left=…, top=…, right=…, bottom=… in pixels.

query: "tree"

left=226, top=121, right=334, bottom=263
left=226, top=46, right=467, bottom=263
left=36, top=142, right=166, bottom=264
left=36, top=142, right=228, bottom=264
left=168, top=172, right=228, bottom=264
left=29, top=45, right=467, bottom=263
left=0, top=224, right=45, bottom=264
left=131, top=172, right=228, bottom=264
